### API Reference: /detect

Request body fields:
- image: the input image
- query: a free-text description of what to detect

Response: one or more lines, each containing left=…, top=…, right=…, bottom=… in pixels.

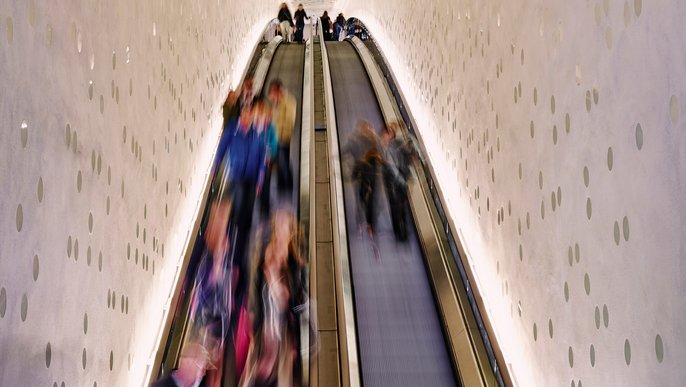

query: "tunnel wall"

left=0, top=0, right=277, bottom=385
left=343, top=1, right=686, bottom=386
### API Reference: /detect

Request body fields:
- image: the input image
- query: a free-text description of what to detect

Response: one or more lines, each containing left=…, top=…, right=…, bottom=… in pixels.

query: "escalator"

left=153, top=39, right=308, bottom=386
left=325, top=40, right=458, bottom=386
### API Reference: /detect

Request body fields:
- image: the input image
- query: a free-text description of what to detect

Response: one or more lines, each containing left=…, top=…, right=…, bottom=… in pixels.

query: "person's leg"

left=260, top=163, right=272, bottom=216
left=396, top=183, right=409, bottom=241
left=280, top=21, right=289, bottom=42
left=277, top=144, right=293, bottom=192
left=233, top=180, right=256, bottom=306
left=284, top=144, right=293, bottom=191
left=363, top=180, right=375, bottom=234
left=383, top=172, right=400, bottom=238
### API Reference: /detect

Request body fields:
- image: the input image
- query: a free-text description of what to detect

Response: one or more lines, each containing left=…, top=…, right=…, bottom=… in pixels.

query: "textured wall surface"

left=0, top=0, right=277, bottom=385
left=343, top=0, right=685, bottom=386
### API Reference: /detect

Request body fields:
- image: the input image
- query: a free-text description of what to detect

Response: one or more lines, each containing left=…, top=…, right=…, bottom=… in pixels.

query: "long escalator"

left=155, top=40, right=307, bottom=386
left=326, top=41, right=458, bottom=386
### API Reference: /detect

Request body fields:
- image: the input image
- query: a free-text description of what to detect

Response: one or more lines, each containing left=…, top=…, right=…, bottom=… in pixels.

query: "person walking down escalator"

left=277, top=3, right=294, bottom=42
left=268, top=80, right=297, bottom=195
left=353, top=147, right=383, bottom=239
left=333, top=13, right=346, bottom=41
left=186, top=191, right=236, bottom=387
left=293, top=4, right=309, bottom=43
left=380, top=123, right=412, bottom=241
left=343, top=121, right=382, bottom=238
left=152, top=342, right=215, bottom=387
left=253, top=98, right=279, bottom=217
left=239, top=210, right=308, bottom=387
left=320, top=11, right=333, bottom=41
left=221, top=103, right=268, bottom=310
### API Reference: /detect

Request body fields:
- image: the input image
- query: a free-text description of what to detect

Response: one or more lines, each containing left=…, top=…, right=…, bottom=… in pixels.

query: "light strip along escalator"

left=325, top=40, right=459, bottom=386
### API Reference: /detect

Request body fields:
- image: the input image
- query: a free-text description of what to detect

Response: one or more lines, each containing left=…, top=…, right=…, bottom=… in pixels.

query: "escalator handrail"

left=318, top=22, right=363, bottom=387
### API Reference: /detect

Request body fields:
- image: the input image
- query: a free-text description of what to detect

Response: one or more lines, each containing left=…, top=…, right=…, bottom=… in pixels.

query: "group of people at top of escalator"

left=277, top=3, right=308, bottom=43
left=276, top=2, right=347, bottom=42
left=344, top=120, right=416, bottom=244
left=320, top=11, right=347, bottom=41
left=153, top=76, right=311, bottom=387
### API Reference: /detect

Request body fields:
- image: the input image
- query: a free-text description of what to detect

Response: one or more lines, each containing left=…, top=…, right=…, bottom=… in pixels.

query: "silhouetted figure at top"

left=334, top=13, right=346, bottom=41
left=320, top=11, right=333, bottom=41
left=293, top=3, right=309, bottom=43
left=277, top=3, right=294, bottom=42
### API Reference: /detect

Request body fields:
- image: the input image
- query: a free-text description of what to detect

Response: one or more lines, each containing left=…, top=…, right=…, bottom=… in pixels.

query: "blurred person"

left=343, top=121, right=381, bottom=237
left=268, top=79, right=297, bottom=194
left=320, top=11, right=333, bottom=41
left=213, top=77, right=253, bottom=180
left=240, top=77, right=255, bottom=111
left=277, top=3, right=294, bottom=42
left=152, top=342, right=215, bottom=387
left=333, top=13, right=346, bottom=41
left=223, top=89, right=240, bottom=129
left=343, top=120, right=380, bottom=164
left=253, top=98, right=279, bottom=217
left=380, top=123, right=411, bottom=241
left=221, top=102, right=268, bottom=310
left=293, top=4, right=309, bottom=43
left=240, top=210, right=307, bottom=387
left=352, top=148, right=383, bottom=238
left=188, top=192, right=236, bottom=387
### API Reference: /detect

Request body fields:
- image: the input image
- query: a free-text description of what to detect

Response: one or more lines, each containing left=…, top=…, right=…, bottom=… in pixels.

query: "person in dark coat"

left=333, top=13, right=346, bottom=41
left=293, top=4, right=309, bottom=43
left=352, top=148, right=382, bottom=238
left=320, top=11, right=333, bottom=41
left=380, top=124, right=412, bottom=241
left=277, top=3, right=294, bottom=42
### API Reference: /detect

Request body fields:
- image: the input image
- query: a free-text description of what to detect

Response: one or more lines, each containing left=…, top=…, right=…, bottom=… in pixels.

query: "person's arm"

left=212, top=119, right=236, bottom=172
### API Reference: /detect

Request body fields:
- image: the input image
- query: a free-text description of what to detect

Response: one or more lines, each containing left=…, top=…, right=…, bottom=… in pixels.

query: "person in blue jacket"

left=219, top=102, right=268, bottom=310
left=253, top=98, right=279, bottom=217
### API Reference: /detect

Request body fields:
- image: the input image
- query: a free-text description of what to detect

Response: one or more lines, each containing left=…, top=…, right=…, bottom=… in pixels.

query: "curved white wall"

left=344, top=1, right=685, bottom=386
left=0, top=0, right=277, bottom=385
